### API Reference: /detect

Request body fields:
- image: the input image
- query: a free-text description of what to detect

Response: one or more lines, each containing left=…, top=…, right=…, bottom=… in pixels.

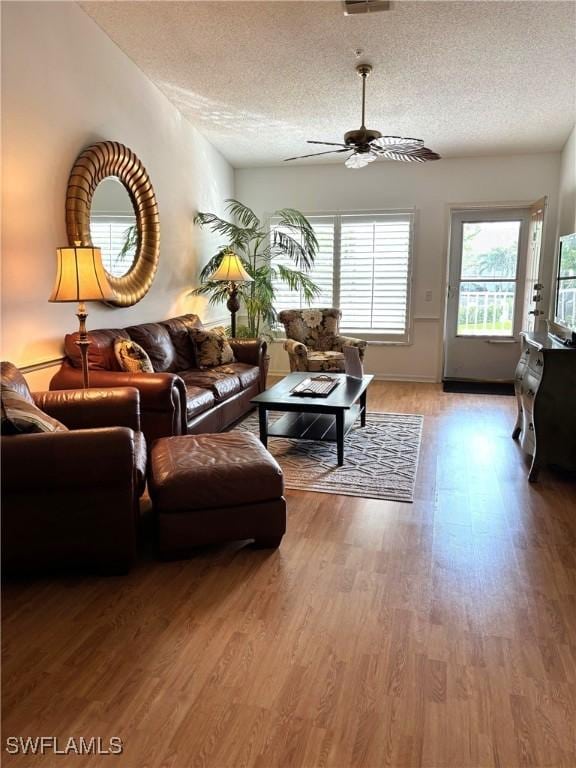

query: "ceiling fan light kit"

left=284, top=63, right=440, bottom=169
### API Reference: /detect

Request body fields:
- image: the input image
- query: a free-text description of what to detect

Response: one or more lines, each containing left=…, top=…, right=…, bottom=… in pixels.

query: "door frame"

left=438, top=201, right=540, bottom=382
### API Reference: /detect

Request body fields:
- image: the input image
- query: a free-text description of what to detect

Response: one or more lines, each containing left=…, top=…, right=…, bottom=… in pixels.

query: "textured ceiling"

left=81, top=0, right=576, bottom=167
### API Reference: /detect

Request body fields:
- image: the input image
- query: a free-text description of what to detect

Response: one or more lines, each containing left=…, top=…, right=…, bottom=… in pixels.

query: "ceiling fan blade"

left=380, top=152, right=426, bottom=162
left=381, top=146, right=441, bottom=162
left=284, top=148, right=350, bottom=161
left=307, top=140, right=350, bottom=148
left=344, top=152, right=377, bottom=169
left=370, top=135, right=424, bottom=150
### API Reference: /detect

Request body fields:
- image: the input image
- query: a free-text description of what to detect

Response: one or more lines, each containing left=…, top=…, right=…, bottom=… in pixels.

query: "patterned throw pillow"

left=114, top=339, right=154, bottom=373
left=189, top=326, right=235, bottom=369
left=1, top=389, right=68, bottom=435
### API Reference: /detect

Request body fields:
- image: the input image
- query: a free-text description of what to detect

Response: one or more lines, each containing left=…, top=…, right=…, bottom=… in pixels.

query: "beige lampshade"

left=209, top=251, right=253, bottom=283
left=49, top=244, right=116, bottom=303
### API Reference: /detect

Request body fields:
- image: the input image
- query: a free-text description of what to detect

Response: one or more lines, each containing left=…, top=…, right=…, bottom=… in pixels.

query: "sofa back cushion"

left=64, top=329, right=129, bottom=371
left=279, top=308, right=341, bottom=351
left=125, top=322, right=177, bottom=373
left=62, top=314, right=204, bottom=373
left=161, top=314, right=203, bottom=370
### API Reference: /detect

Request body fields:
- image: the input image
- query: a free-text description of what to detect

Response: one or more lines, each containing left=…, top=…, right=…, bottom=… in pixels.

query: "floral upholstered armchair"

left=278, top=308, right=367, bottom=373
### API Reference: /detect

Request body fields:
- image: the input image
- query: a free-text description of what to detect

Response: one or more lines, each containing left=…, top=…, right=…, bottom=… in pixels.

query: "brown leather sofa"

left=50, top=314, right=268, bottom=445
left=1, top=362, right=146, bottom=574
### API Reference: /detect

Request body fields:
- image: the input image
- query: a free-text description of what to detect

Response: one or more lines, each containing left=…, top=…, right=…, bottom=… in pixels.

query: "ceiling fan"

left=284, top=63, right=441, bottom=169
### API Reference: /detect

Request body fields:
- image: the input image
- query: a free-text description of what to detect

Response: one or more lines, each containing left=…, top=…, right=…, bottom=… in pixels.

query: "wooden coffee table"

left=251, top=373, right=373, bottom=466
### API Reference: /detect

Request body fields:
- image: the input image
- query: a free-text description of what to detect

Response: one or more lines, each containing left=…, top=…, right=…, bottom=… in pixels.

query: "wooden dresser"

left=512, top=332, right=576, bottom=481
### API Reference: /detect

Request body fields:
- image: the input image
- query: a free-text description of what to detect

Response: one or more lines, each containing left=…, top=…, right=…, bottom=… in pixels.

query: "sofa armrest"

left=50, top=362, right=187, bottom=441
left=229, top=338, right=267, bottom=367
left=284, top=339, right=307, bottom=356
left=229, top=338, right=269, bottom=390
left=2, top=428, right=137, bottom=492
left=283, top=339, right=308, bottom=372
left=335, top=335, right=368, bottom=361
left=33, top=387, right=140, bottom=431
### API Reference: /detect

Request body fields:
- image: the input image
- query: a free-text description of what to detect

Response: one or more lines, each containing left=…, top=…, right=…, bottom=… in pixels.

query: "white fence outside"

left=458, top=289, right=515, bottom=335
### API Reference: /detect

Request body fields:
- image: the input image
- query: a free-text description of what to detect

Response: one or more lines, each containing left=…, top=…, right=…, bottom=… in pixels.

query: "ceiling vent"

left=343, top=0, right=391, bottom=15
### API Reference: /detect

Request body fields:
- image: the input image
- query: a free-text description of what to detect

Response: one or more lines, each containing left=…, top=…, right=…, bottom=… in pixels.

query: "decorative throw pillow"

left=189, top=326, right=235, bottom=369
left=114, top=339, right=154, bottom=373
left=1, top=389, right=68, bottom=435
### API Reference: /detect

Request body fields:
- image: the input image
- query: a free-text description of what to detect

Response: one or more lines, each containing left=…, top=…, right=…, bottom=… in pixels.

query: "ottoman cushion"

left=149, top=432, right=284, bottom=512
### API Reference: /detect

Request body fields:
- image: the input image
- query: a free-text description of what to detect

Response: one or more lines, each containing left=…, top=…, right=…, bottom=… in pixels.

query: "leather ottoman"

left=148, top=432, right=286, bottom=556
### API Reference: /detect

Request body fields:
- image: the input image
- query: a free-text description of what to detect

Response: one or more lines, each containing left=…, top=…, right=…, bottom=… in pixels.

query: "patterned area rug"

left=234, top=411, right=423, bottom=503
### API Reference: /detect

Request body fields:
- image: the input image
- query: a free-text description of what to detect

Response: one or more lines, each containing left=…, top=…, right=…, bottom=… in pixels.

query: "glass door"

left=444, top=208, right=530, bottom=381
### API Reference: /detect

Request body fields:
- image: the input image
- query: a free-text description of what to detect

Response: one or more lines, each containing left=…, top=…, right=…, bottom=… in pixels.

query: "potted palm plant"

left=193, top=199, right=320, bottom=338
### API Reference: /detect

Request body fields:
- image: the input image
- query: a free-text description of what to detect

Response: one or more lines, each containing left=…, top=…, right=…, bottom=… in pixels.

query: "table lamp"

left=208, top=250, right=253, bottom=337
left=49, top=242, right=115, bottom=388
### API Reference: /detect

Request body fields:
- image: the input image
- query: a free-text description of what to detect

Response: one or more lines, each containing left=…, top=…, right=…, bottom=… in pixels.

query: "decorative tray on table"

left=290, top=375, right=340, bottom=397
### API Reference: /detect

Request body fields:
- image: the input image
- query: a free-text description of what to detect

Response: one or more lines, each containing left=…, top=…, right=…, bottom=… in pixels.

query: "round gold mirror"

left=65, top=141, right=160, bottom=307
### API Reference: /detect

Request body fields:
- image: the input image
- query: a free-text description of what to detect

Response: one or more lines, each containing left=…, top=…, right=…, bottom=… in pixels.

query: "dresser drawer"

left=520, top=412, right=535, bottom=456
left=527, top=350, right=544, bottom=374
left=521, top=370, right=540, bottom=399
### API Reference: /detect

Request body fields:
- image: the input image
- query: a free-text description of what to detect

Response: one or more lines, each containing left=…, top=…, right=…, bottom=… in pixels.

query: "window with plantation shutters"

left=90, top=215, right=137, bottom=278
left=271, top=211, right=414, bottom=341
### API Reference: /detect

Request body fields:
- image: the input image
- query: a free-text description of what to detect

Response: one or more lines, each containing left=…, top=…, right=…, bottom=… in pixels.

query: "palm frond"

left=190, top=281, right=231, bottom=305
left=225, top=199, right=261, bottom=231
left=198, top=249, right=226, bottom=283
left=271, top=229, right=312, bottom=270
left=194, top=211, right=253, bottom=248
left=277, top=264, right=322, bottom=303
left=273, top=208, right=318, bottom=268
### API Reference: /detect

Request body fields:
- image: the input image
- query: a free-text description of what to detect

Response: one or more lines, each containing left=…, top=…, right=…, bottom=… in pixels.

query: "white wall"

left=236, top=154, right=561, bottom=380
left=1, top=2, right=233, bottom=388
left=557, top=124, right=576, bottom=237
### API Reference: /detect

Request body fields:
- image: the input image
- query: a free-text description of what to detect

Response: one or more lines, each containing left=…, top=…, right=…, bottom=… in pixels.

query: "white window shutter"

left=340, top=214, right=412, bottom=334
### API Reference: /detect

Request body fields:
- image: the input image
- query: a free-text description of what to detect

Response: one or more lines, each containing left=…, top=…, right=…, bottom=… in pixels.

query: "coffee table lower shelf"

left=260, top=404, right=364, bottom=465
left=267, top=405, right=362, bottom=442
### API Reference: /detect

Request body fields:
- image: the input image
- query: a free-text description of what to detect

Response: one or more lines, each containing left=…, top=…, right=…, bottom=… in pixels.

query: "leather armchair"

left=1, top=362, right=146, bottom=574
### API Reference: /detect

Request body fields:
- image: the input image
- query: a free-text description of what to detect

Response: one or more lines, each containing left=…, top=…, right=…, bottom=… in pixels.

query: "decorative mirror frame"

left=65, top=141, right=160, bottom=307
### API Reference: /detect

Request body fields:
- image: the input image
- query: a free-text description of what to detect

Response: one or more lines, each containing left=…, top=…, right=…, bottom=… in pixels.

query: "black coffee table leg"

left=360, top=389, right=367, bottom=427
left=336, top=410, right=344, bottom=465
left=258, top=406, right=268, bottom=448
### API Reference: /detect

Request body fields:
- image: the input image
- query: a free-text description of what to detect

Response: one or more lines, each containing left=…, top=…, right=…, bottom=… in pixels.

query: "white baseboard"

left=268, top=369, right=438, bottom=384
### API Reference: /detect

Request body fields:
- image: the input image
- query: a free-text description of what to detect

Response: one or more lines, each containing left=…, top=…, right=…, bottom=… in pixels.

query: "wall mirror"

left=65, top=141, right=160, bottom=307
